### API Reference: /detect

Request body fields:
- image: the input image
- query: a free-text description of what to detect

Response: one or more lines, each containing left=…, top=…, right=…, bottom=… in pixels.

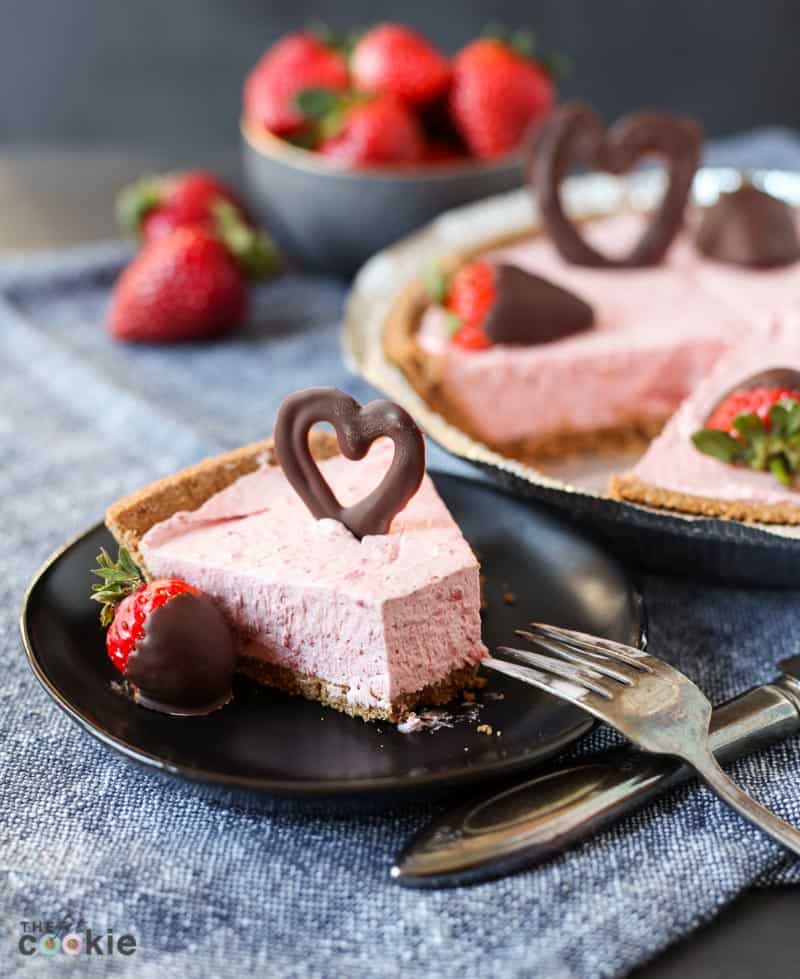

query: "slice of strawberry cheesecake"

left=610, top=325, right=800, bottom=524
left=105, top=390, right=487, bottom=721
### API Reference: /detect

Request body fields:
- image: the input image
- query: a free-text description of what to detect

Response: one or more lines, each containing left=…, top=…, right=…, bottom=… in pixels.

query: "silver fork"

left=484, top=621, right=800, bottom=857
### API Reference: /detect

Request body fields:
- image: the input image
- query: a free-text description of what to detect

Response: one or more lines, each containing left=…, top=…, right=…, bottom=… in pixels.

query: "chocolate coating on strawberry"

left=91, top=549, right=236, bottom=716
left=274, top=387, right=425, bottom=540
left=125, top=592, right=236, bottom=716
left=529, top=101, right=703, bottom=267
left=695, top=184, right=800, bottom=268
left=483, top=264, right=594, bottom=345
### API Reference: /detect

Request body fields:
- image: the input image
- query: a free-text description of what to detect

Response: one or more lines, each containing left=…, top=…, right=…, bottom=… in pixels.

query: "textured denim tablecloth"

left=3, top=131, right=800, bottom=979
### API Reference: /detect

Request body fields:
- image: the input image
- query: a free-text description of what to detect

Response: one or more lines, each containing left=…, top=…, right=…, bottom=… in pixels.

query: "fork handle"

left=691, top=747, right=800, bottom=857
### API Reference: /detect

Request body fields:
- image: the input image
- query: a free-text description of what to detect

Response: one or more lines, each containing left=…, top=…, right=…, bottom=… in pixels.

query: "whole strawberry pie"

left=384, top=102, right=800, bottom=485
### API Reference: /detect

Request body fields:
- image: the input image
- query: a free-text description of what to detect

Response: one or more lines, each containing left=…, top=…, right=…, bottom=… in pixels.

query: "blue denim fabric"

left=2, top=131, right=800, bottom=979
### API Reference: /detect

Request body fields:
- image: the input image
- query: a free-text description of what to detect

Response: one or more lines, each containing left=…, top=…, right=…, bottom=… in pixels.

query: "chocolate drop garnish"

left=695, top=184, right=800, bottom=268
left=274, top=388, right=425, bottom=540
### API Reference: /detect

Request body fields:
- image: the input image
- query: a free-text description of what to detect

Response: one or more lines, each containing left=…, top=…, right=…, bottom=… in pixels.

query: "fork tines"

left=522, top=622, right=653, bottom=673
left=483, top=622, right=651, bottom=708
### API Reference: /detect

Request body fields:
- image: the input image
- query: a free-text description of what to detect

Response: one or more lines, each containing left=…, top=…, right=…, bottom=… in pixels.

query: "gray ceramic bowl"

left=241, top=119, right=523, bottom=277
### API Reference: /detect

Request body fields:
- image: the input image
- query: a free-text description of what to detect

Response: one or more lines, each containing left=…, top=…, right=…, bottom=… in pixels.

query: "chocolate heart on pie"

left=528, top=101, right=703, bottom=267
left=274, top=388, right=426, bottom=539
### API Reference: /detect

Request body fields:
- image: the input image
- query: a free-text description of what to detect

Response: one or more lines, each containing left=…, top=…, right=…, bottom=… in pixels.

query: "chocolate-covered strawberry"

left=693, top=387, right=800, bottom=485
left=91, top=547, right=236, bottom=715
left=425, top=259, right=594, bottom=350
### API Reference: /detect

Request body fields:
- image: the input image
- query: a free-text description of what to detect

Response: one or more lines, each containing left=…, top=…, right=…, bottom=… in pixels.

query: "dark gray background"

left=1, top=0, right=798, bottom=150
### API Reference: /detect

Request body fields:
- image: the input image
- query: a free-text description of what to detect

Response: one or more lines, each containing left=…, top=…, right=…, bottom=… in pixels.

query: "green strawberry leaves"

left=692, top=397, right=800, bottom=486
left=479, top=23, right=570, bottom=79
left=91, top=547, right=143, bottom=627
left=305, top=19, right=362, bottom=60
left=213, top=200, right=281, bottom=281
left=115, top=176, right=162, bottom=237
left=294, top=88, right=372, bottom=145
left=691, top=428, right=741, bottom=463
left=295, top=87, right=342, bottom=122
left=443, top=311, right=463, bottom=336
left=423, top=261, right=449, bottom=304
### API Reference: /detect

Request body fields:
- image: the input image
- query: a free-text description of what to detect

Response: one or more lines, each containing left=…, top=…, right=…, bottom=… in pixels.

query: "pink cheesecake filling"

left=139, top=441, right=486, bottom=712
left=689, top=211, right=800, bottom=322
left=626, top=322, right=800, bottom=506
left=417, top=212, right=793, bottom=447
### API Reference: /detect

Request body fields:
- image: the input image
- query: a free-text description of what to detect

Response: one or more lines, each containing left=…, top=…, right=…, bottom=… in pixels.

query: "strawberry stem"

left=692, top=397, right=800, bottom=486
left=770, top=456, right=792, bottom=486
left=213, top=200, right=281, bottom=281
left=423, top=261, right=449, bottom=304
left=115, top=176, right=162, bottom=237
left=90, top=547, right=143, bottom=627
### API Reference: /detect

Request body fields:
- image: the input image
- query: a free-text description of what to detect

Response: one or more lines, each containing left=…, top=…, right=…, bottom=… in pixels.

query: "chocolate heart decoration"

left=528, top=101, right=703, bottom=267
left=274, top=388, right=426, bottom=540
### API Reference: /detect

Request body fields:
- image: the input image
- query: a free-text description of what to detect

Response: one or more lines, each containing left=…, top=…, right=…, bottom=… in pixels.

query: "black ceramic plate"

left=21, top=472, right=642, bottom=806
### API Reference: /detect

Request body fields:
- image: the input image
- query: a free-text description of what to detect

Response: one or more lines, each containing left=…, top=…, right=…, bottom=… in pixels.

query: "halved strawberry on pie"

left=610, top=328, right=800, bottom=524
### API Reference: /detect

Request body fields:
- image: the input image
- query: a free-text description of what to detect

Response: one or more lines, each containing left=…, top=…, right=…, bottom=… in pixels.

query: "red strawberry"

left=110, top=583, right=201, bottom=672
left=317, top=94, right=425, bottom=166
left=116, top=170, right=243, bottom=243
left=351, top=24, right=451, bottom=107
left=446, top=261, right=495, bottom=350
left=244, top=32, right=349, bottom=135
left=91, top=548, right=236, bottom=714
left=449, top=38, right=554, bottom=160
left=116, top=170, right=280, bottom=279
left=108, top=227, right=248, bottom=343
left=707, top=387, right=800, bottom=435
left=91, top=548, right=200, bottom=670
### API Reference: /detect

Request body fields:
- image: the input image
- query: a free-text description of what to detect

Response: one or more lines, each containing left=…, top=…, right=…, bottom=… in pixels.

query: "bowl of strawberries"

left=241, top=23, right=560, bottom=275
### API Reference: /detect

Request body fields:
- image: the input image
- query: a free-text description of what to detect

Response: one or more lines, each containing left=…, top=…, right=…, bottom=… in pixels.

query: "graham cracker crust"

left=382, top=226, right=668, bottom=464
left=237, top=657, right=481, bottom=723
left=609, top=473, right=800, bottom=525
left=105, top=431, right=340, bottom=571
